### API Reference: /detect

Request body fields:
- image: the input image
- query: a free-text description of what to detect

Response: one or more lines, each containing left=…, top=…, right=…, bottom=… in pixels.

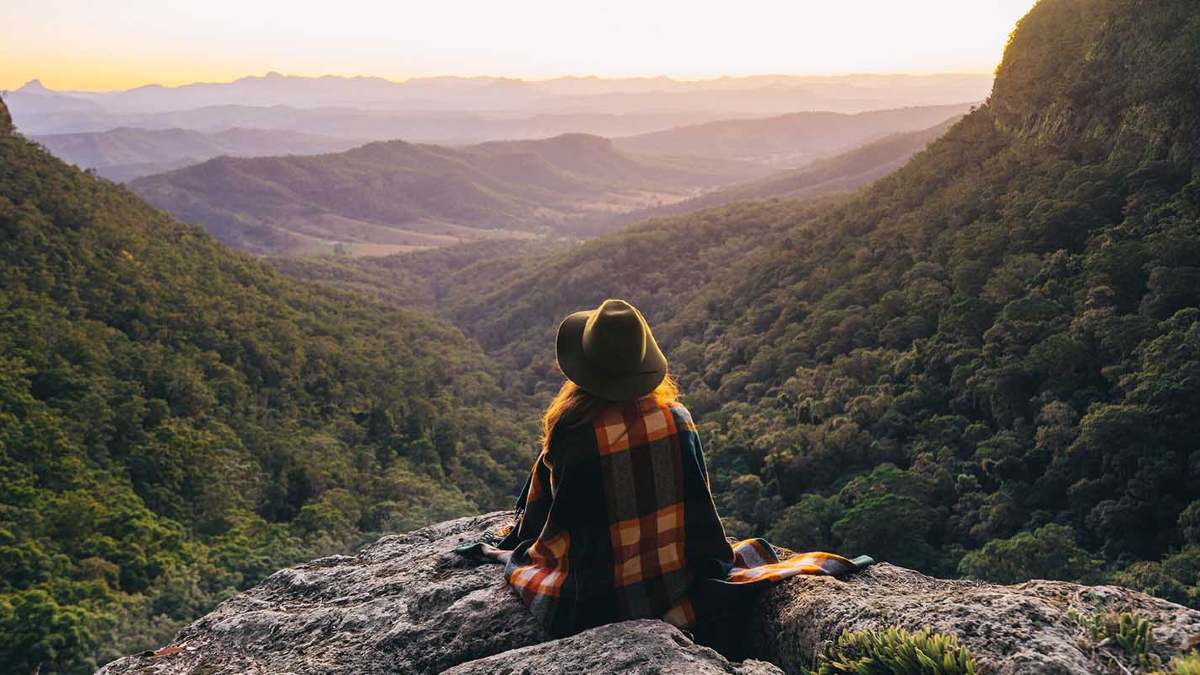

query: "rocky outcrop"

left=99, top=511, right=1200, bottom=675
left=99, top=512, right=545, bottom=675
left=748, top=561, right=1200, bottom=674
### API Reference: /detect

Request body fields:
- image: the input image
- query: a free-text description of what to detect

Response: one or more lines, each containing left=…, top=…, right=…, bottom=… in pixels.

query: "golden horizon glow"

left=1, top=0, right=1039, bottom=92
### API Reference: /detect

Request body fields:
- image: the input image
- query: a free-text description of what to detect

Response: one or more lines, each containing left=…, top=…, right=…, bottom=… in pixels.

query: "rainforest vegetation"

left=0, top=124, right=534, bottom=672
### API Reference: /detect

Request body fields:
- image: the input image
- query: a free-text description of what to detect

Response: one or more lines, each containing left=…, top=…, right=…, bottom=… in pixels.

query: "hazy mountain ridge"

left=594, top=116, right=960, bottom=232
left=31, top=127, right=367, bottom=181
left=613, top=102, right=974, bottom=164
left=129, top=133, right=752, bottom=256
left=13, top=72, right=992, bottom=115
left=5, top=73, right=990, bottom=145
left=125, top=102, right=969, bottom=256
left=14, top=103, right=746, bottom=144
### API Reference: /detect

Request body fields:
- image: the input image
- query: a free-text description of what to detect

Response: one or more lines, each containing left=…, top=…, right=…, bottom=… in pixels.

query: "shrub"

left=813, top=626, right=977, bottom=675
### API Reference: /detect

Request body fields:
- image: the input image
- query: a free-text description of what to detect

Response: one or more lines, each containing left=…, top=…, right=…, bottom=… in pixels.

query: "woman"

left=460, top=299, right=871, bottom=644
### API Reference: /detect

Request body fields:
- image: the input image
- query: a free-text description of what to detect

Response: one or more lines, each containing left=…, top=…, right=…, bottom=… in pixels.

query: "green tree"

left=958, top=524, right=1101, bottom=584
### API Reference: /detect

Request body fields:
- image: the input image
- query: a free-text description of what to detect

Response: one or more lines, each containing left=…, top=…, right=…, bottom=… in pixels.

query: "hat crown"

left=581, top=300, right=648, bottom=373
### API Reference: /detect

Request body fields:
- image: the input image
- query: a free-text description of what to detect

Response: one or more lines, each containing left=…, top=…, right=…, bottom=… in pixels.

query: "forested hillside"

left=0, top=102, right=534, bottom=673
left=415, top=0, right=1200, bottom=607
left=130, top=133, right=755, bottom=257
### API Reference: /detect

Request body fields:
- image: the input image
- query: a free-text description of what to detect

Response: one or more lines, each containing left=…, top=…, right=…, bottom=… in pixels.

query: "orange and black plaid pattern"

left=724, top=538, right=859, bottom=583
left=508, top=529, right=570, bottom=602
left=470, top=396, right=870, bottom=637
left=610, top=503, right=686, bottom=587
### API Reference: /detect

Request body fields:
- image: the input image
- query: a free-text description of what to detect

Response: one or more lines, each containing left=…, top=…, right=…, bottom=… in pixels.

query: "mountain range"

left=128, top=133, right=759, bottom=256
left=9, top=72, right=991, bottom=114
left=4, top=74, right=988, bottom=143
left=125, top=104, right=966, bottom=256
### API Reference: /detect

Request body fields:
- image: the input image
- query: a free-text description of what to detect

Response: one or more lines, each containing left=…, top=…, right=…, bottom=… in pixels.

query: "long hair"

left=540, top=374, right=680, bottom=454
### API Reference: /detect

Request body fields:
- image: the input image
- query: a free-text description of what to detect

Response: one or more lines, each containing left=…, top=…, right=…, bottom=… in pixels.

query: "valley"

left=123, top=105, right=967, bottom=256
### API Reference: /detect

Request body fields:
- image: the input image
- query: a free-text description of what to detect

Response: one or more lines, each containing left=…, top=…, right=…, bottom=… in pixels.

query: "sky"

left=1, top=0, right=1040, bottom=91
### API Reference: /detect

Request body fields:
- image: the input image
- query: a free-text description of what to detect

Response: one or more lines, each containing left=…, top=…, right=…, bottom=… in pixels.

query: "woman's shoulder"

left=664, top=400, right=696, bottom=432
left=548, top=416, right=599, bottom=456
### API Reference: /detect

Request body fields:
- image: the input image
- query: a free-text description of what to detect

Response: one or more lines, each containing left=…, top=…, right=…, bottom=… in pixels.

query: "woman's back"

left=504, top=396, right=734, bottom=634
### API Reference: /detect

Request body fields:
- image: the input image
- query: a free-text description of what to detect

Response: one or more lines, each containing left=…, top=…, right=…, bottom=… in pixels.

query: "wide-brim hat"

left=556, top=298, right=667, bottom=401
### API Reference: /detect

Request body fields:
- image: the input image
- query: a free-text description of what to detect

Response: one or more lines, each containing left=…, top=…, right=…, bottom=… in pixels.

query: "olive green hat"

left=556, top=298, right=667, bottom=401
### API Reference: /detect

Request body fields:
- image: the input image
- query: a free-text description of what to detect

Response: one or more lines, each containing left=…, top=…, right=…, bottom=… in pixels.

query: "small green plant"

left=1069, top=609, right=1165, bottom=671
left=1115, top=613, right=1155, bottom=658
left=1085, top=612, right=1155, bottom=659
left=813, top=626, right=977, bottom=675
left=1164, top=652, right=1200, bottom=675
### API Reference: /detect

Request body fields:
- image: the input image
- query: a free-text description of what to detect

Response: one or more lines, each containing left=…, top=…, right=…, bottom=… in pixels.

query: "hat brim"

left=556, top=310, right=668, bottom=402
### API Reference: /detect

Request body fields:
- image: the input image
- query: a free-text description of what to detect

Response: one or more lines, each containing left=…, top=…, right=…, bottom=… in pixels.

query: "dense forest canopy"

left=0, top=112, right=535, bottom=672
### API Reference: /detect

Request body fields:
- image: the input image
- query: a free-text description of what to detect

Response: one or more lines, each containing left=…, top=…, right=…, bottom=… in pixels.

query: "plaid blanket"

left=460, top=397, right=871, bottom=636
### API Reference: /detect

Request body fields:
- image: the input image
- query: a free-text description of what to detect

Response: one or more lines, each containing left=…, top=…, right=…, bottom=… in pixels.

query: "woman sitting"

left=461, top=299, right=871, bottom=647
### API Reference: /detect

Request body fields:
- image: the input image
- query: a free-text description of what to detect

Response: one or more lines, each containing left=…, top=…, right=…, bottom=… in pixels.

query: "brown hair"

left=540, top=375, right=680, bottom=454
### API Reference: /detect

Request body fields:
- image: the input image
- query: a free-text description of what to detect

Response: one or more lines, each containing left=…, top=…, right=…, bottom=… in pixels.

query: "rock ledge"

left=99, top=512, right=1200, bottom=674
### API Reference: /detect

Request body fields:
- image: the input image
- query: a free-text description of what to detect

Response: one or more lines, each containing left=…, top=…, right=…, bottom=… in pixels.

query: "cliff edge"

left=99, top=512, right=1200, bottom=674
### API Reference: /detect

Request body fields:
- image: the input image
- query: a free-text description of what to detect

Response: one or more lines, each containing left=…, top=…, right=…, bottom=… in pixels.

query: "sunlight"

left=1, top=0, right=1039, bottom=90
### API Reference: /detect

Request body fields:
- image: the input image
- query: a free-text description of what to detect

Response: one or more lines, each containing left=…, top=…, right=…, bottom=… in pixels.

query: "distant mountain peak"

left=19, top=78, right=48, bottom=92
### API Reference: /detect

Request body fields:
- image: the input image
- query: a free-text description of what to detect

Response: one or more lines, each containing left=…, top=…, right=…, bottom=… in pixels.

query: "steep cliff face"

left=99, top=512, right=1200, bottom=674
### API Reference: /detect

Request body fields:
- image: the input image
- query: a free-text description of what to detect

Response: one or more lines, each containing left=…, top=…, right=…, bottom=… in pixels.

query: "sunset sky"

left=1, top=0, right=1040, bottom=91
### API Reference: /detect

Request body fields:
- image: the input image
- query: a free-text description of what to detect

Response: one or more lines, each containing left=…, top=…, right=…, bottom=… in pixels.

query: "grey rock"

left=99, top=512, right=548, bottom=675
left=747, top=562, right=1200, bottom=674
left=99, top=511, right=1200, bottom=675
left=443, top=619, right=783, bottom=675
